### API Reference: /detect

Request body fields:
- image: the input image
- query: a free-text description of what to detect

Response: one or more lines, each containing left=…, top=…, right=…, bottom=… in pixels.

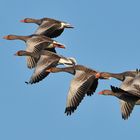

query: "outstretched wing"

left=120, top=100, right=135, bottom=120
left=65, top=71, right=95, bottom=115
left=111, top=85, right=140, bottom=98
left=27, top=55, right=59, bottom=84
left=87, top=78, right=98, bottom=96
left=26, top=36, right=53, bottom=69
left=35, top=21, right=63, bottom=38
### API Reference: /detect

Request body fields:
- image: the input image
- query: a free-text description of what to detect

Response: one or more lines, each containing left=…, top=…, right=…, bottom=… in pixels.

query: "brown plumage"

left=100, top=70, right=139, bottom=81
left=99, top=70, right=140, bottom=120
left=3, top=34, right=65, bottom=69
left=20, top=17, right=74, bottom=38
left=47, top=65, right=109, bottom=115
left=15, top=50, right=76, bottom=84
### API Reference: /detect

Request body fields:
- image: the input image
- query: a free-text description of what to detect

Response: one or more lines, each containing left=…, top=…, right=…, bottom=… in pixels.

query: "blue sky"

left=1, top=0, right=140, bottom=139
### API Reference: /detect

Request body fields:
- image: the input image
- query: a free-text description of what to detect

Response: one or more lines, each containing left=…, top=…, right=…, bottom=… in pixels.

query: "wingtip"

left=65, top=107, right=76, bottom=116
left=25, top=81, right=29, bottom=84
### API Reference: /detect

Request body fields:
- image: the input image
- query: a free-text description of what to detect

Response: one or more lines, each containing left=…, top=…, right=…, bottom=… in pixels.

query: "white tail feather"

left=58, top=57, right=77, bottom=66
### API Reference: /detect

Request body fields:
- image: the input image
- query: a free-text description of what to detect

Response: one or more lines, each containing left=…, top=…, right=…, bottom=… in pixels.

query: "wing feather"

left=26, top=36, right=53, bottom=69
left=35, top=21, right=62, bottom=38
left=27, top=55, right=59, bottom=84
left=65, top=72, right=95, bottom=115
left=120, top=100, right=135, bottom=120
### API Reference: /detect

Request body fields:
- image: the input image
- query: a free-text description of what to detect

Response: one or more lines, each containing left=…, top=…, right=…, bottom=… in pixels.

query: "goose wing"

left=26, top=36, right=53, bottom=69
left=111, top=85, right=140, bottom=98
left=87, top=78, right=98, bottom=96
left=27, top=54, right=60, bottom=84
left=35, top=21, right=62, bottom=37
left=120, top=100, right=135, bottom=120
left=65, top=71, right=95, bottom=115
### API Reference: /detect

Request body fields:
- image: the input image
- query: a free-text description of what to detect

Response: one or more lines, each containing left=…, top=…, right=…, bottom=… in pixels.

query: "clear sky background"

left=0, top=0, right=140, bottom=140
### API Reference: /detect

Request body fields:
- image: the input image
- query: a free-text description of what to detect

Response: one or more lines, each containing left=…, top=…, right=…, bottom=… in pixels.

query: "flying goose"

left=15, top=50, right=76, bottom=84
left=20, top=17, right=74, bottom=38
left=3, top=34, right=65, bottom=68
left=46, top=65, right=109, bottom=115
left=99, top=69, right=140, bottom=120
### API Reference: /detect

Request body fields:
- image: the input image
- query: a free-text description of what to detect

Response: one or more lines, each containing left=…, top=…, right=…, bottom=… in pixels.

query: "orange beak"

left=20, top=19, right=25, bottom=22
left=98, top=91, right=103, bottom=95
left=3, top=35, right=9, bottom=39
left=46, top=68, right=51, bottom=72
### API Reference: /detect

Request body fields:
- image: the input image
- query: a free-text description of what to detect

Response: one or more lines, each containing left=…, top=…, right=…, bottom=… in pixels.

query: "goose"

left=15, top=50, right=76, bottom=84
left=3, top=34, right=65, bottom=69
left=46, top=65, right=109, bottom=115
left=99, top=69, right=140, bottom=120
left=20, top=17, right=74, bottom=38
